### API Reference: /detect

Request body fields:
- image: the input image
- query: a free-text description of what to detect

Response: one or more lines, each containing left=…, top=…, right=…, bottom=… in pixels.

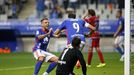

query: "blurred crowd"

left=0, top=0, right=126, bottom=20
left=0, top=0, right=27, bottom=19
left=35, top=0, right=124, bottom=19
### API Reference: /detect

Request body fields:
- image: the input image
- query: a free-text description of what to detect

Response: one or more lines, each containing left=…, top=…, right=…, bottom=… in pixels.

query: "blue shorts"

left=68, top=34, right=85, bottom=44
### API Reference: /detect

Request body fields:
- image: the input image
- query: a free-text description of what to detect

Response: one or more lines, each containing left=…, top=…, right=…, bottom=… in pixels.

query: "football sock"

left=88, top=51, right=93, bottom=65
left=46, top=62, right=57, bottom=73
left=97, top=48, right=105, bottom=63
left=115, top=47, right=124, bottom=55
left=34, top=60, right=43, bottom=75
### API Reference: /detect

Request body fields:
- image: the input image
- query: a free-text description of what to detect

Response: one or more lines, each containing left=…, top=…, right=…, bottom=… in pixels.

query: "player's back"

left=65, top=18, right=85, bottom=34
left=57, top=48, right=80, bottom=73
left=64, top=19, right=86, bottom=43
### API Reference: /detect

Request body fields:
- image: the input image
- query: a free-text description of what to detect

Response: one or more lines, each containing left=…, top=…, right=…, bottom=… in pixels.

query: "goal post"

left=124, top=0, right=131, bottom=75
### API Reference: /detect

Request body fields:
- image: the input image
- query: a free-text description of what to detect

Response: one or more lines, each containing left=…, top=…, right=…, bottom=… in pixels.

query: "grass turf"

left=0, top=52, right=124, bottom=75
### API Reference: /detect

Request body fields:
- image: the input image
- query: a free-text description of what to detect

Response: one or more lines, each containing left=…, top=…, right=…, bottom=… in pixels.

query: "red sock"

left=96, top=47, right=105, bottom=63
left=88, top=48, right=93, bottom=65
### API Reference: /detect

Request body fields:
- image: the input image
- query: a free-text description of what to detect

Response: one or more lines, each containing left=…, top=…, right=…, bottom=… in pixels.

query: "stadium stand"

left=0, top=0, right=126, bottom=20
left=0, top=0, right=28, bottom=20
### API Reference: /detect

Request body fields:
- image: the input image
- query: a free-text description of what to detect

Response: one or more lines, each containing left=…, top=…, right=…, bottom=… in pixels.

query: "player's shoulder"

left=118, top=17, right=124, bottom=24
left=66, top=18, right=83, bottom=21
left=119, top=17, right=124, bottom=21
left=71, top=48, right=81, bottom=53
left=36, top=28, right=42, bottom=32
left=35, top=28, right=42, bottom=35
left=91, top=16, right=99, bottom=20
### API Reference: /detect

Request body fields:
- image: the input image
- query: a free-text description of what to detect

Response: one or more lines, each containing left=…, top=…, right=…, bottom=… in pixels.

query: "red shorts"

left=90, top=31, right=100, bottom=47
left=91, top=38, right=100, bottom=47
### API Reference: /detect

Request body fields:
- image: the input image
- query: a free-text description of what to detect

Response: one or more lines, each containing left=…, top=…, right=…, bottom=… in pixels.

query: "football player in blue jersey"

left=54, top=13, right=95, bottom=68
left=33, top=18, right=59, bottom=75
left=54, top=13, right=95, bottom=49
left=114, top=10, right=124, bottom=61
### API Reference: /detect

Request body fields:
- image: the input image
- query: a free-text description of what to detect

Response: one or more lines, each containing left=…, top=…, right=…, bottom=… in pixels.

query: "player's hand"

left=113, top=34, right=117, bottom=38
left=82, top=11, right=88, bottom=19
left=53, top=31, right=61, bottom=38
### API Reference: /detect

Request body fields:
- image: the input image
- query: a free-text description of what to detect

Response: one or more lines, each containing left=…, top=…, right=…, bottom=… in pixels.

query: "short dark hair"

left=72, top=36, right=81, bottom=48
left=41, top=18, right=48, bottom=22
left=68, top=13, right=76, bottom=18
left=117, top=9, right=122, bottom=15
left=88, top=9, right=96, bottom=16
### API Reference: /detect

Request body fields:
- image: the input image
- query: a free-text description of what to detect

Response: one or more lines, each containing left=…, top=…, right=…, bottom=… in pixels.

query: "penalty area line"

left=0, top=65, right=46, bottom=71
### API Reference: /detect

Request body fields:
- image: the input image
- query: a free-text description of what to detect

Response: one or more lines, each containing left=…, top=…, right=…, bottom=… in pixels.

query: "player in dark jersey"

left=56, top=36, right=87, bottom=75
left=114, top=10, right=124, bottom=61
left=33, top=18, right=59, bottom=75
left=82, top=9, right=105, bottom=67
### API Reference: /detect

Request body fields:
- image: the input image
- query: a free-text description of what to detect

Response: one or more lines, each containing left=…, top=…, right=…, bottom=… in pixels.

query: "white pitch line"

left=0, top=65, right=46, bottom=71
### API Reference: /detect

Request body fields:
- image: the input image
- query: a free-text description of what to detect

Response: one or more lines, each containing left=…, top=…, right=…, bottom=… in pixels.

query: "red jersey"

left=84, top=16, right=99, bottom=38
left=84, top=16, right=100, bottom=47
left=84, top=16, right=99, bottom=31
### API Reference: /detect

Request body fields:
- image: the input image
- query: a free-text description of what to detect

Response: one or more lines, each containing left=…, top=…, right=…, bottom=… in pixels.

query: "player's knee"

left=38, top=56, right=44, bottom=61
left=88, top=47, right=93, bottom=52
left=49, top=56, right=58, bottom=62
left=95, top=47, right=98, bottom=50
left=54, top=57, right=59, bottom=61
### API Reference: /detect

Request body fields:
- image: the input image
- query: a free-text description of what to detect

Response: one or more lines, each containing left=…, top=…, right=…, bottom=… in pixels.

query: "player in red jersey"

left=82, top=9, right=106, bottom=67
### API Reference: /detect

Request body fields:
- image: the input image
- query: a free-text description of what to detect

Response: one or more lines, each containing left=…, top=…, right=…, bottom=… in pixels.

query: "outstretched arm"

left=77, top=51, right=87, bottom=75
left=85, top=22, right=96, bottom=30
left=37, top=28, right=52, bottom=40
left=54, top=29, right=61, bottom=37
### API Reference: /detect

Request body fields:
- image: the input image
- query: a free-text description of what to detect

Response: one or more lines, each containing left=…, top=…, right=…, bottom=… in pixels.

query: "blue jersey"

left=116, top=17, right=124, bottom=36
left=58, top=18, right=87, bottom=44
left=33, top=28, right=52, bottom=51
left=36, top=0, right=45, bottom=11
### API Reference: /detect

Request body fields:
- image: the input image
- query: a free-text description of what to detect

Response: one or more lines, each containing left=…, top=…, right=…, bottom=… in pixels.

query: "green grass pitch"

left=0, top=52, right=124, bottom=75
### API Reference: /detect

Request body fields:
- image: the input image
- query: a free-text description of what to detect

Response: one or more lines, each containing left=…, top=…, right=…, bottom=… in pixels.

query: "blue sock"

left=34, top=61, right=43, bottom=75
left=46, top=62, right=57, bottom=73
left=115, top=47, right=124, bottom=55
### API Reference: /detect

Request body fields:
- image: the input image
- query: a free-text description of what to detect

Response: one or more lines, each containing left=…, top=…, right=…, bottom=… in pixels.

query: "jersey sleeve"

left=58, top=21, right=66, bottom=30
left=84, top=18, right=92, bottom=24
left=119, top=20, right=123, bottom=26
left=84, top=22, right=90, bottom=28
left=35, top=29, right=41, bottom=37
left=76, top=50, right=87, bottom=75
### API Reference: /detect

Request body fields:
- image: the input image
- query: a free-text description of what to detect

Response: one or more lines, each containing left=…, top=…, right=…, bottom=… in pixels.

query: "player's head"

left=41, top=18, right=49, bottom=29
left=116, top=9, right=122, bottom=18
left=68, top=13, right=76, bottom=19
left=88, top=9, right=96, bottom=16
left=72, top=36, right=81, bottom=48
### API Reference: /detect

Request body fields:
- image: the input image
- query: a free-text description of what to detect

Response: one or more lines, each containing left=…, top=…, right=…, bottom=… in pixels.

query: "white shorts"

left=114, top=36, right=124, bottom=45
left=33, top=49, right=56, bottom=62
